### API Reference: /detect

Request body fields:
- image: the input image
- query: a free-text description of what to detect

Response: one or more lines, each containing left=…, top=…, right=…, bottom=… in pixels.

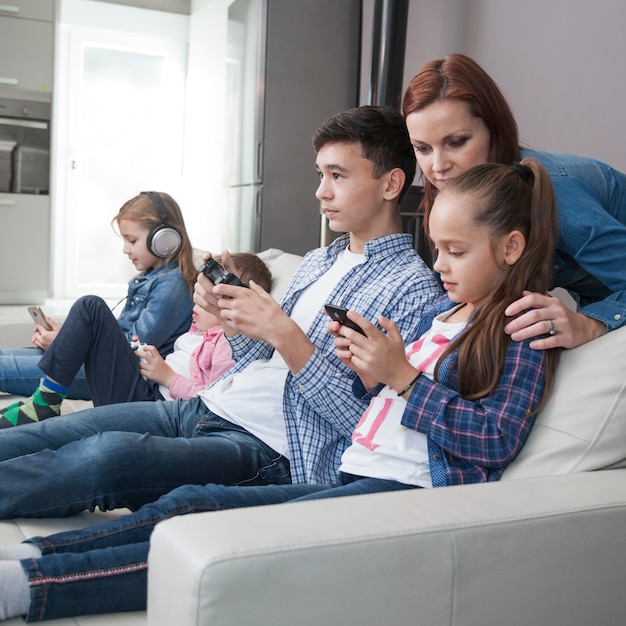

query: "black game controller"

left=200, top=258, right=248, bottom=288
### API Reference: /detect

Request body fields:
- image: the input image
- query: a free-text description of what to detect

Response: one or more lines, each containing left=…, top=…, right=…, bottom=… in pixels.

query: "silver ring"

left=547, top=320, right=556, bottom=336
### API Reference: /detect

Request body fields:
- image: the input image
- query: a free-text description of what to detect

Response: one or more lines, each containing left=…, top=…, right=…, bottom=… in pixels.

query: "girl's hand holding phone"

left=327, top=310, right=411, bottom=391
left=31, top=318, right=61, bottom=351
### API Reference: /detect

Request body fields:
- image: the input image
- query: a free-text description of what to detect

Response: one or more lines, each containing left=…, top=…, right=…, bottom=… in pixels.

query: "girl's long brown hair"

left=433, top=159, right=560, bottom=411
left=112, top=192, right=197, bottom=294
left=402, top=54, right=521, bottom=233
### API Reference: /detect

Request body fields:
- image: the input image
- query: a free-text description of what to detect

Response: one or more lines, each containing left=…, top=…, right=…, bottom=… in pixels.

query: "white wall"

left=95, top=0, right=190, bottom=14
left=400, top=0, right=626, bottom=172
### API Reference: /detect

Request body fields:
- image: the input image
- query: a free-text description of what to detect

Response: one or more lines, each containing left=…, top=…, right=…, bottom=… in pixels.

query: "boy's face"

left=315, top=141, right=392, bottom=250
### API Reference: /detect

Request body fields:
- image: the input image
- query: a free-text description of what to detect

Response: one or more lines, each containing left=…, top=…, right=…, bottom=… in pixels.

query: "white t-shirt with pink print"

left=339, top=308, right=467, bottom=488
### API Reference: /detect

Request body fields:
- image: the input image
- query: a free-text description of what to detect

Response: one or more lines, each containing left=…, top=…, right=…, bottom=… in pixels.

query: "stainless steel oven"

left=0, top=97, right=50, bottom=194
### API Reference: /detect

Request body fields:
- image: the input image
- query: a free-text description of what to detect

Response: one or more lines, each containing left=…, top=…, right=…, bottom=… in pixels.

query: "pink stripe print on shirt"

left=351, top=333, right=452, bottom=451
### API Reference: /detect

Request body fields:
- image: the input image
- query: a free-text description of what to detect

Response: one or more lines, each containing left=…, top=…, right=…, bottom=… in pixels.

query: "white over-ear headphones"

left=141, top=191, right=182, bottom=258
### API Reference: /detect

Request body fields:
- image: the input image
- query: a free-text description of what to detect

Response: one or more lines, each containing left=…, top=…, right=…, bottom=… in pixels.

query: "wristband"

left=398, top=371, right=421, bottom=397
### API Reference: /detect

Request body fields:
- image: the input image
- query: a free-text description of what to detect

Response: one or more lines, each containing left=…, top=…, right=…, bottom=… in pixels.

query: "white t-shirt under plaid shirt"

left=340, top=308, right=466, bottom=488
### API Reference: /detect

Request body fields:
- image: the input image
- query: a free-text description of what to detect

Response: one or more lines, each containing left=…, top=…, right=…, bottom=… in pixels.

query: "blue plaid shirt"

left=399, top=296, right=550, bottom=486
left=222, top=233, right=442, bottom=483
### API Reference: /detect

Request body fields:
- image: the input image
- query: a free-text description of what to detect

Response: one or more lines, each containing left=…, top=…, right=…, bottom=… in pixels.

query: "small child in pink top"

left=138, top=303, right=234, bottom=400
left=133, top=252, right=272, bottom=402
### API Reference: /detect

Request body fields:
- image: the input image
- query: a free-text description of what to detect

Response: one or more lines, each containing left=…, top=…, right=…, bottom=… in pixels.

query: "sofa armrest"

left=148, top=470, right=626, bottom=626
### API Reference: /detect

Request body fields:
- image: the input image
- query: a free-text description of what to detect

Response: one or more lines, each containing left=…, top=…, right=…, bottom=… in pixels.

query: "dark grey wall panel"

left=258, top=0, right=361, bottom=255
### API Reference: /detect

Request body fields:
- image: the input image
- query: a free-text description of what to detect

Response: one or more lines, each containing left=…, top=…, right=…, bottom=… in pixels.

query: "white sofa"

left=2, top=249, right=626, bottom=625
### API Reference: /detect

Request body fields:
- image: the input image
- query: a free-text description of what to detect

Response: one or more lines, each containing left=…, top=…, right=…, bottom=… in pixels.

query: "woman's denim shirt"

left=522, top=147, right=626, bottom=332
left=117, top=260, right=193, bottom=356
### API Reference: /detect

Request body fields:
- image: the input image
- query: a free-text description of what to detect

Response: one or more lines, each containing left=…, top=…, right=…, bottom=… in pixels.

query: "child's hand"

left=31, top=318, right=61, bottom=351
left=333, top=312, right=412, bottom=390
left=136, top=345, right=177, bottom=388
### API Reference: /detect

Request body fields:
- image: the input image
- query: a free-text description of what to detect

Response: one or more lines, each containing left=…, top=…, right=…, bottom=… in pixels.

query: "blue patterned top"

left=222, top=233, right=442, bottom=483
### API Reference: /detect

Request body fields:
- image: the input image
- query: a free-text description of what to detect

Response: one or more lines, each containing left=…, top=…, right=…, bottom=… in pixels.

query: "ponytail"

left=433, top=159, right=560, bottom=410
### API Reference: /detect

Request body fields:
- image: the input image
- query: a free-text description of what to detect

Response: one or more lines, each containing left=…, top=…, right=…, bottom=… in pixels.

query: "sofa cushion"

left=257, top=248, right=303, bottom=300
left=503, top=325, right=626, bottom=479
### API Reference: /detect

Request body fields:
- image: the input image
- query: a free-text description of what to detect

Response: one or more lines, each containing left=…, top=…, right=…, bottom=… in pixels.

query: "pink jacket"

left=167, top=325, right=234, bottom=400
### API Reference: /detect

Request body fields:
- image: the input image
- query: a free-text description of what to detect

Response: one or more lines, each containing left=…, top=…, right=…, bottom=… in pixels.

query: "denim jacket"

left=117, top=260, right=193, bottom=357
left=521, top=147, right=626, bottom=332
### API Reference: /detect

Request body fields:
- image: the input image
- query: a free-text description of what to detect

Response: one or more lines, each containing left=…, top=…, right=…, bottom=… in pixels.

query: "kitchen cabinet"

left=0, top=0, right=53, bottom=303
left=0, top=15, right=54, bottom=94
left=0, top=0, right=54, bottom=22
left=0, top=193, right=49, bottom=303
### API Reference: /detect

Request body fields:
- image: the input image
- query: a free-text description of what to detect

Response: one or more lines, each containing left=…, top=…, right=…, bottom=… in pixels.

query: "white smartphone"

left=27, top=305, right=52, bottom=331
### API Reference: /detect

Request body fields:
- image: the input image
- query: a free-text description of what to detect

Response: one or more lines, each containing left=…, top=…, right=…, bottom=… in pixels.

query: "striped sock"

left=0, top=378, right=67, bottom=428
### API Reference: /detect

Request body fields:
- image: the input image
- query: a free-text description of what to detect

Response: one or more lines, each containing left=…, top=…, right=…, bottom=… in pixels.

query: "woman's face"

left=405, top=99, right=491, bottom=191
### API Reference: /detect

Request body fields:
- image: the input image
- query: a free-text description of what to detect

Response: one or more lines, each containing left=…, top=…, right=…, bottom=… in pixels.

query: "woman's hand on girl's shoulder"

left=504, top=290, right=606, bottom=349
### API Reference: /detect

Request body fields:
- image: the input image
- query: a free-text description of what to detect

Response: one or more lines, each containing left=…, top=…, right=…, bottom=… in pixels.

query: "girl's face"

left=118, top=219, right=160, bottom=272
left=192, top=304, right=219, bottom=332
left=429, top=191, right=512, bottom=313
left=405, top=99, right=491, bottom=191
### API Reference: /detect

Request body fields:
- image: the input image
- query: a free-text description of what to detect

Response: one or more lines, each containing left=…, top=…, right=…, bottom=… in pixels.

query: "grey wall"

left=395, top=0, right=626, bottom=172
left=89, top=0, right=626, bottom=176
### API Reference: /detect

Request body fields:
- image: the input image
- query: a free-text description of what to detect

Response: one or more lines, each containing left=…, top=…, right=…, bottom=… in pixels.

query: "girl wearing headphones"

left=0, top=191, right=196, bottom=427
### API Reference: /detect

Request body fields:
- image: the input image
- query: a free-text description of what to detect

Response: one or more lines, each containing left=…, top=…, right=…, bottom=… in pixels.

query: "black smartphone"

left=324, top=303, right=366, bottom=335
left=27, top=306, right=52, bottom=331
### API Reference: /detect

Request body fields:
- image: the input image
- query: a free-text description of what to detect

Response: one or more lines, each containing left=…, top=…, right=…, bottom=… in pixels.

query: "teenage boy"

left=0, top=106, right=441, bottom=518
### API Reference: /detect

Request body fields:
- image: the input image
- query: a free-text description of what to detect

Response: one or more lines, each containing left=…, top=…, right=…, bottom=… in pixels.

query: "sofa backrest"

left=256, top=248, right=303, bottom=300
left=503, top=324, right=626, bottom=479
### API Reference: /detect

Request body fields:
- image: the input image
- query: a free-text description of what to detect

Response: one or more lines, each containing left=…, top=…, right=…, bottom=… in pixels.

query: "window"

left=54, top=1, right=188, bottom=300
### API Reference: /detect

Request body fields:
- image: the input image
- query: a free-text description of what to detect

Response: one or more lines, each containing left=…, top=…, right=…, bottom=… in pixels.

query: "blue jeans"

left=38, top=295, right=162, bottom=406
left=0, top=397, right=291, bottom=518
left=20, top=477, right=416, bottom=620
left=0, top=348, right=90, bottom=399
left=0, top=295, right=159, bottom=403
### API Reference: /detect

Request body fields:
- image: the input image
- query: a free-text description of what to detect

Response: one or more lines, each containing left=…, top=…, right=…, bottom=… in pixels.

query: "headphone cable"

left=110, top=295, right=127, bottom=314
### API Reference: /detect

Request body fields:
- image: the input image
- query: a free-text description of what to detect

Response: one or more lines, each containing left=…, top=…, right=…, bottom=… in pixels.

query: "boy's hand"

left=215, top=279, right=314, bottom=374
left=214, top=279, right=287, bottom=341
left=194, top=250, right=241, bottom=326
left=194, top=252, right=221, bottom=318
